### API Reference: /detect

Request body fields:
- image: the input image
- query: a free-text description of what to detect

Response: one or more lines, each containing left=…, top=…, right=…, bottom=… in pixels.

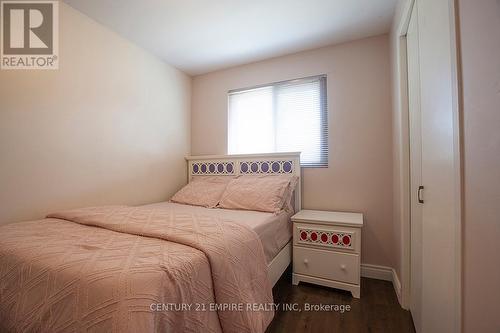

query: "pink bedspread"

left=143, top=202, right=292, bottom=263
left=0, top=205, right=274, bottom=333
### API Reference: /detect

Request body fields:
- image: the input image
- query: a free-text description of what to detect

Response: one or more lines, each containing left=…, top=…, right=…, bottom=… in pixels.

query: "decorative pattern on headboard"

left=239, top=160, right=294, bottom=174
left=191, top=161, right=235, bottom=175
left=185, top=152, right=302, bottom=211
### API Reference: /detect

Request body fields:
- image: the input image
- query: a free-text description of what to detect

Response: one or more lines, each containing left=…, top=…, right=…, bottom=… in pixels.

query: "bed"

left=0, top=153, right=301, bottom=333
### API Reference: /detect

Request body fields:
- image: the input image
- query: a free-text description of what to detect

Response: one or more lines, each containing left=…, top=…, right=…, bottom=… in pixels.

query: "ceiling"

left=64, top=0, right=398, bottom=76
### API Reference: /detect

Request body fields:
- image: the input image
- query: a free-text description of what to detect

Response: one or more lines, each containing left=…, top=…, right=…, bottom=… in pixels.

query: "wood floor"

left=266, top=267, right=415, bottom=333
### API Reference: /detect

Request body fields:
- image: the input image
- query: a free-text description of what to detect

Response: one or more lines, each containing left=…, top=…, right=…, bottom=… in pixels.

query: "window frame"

left=227, top=74, right=328, bottom=168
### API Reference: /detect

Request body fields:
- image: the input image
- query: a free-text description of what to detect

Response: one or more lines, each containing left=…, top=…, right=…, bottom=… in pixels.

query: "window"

left=228, top=75, right=328, bottom=167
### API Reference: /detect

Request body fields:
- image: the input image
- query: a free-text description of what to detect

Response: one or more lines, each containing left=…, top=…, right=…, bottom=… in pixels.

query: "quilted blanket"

left=0, top=205, right=274, bottom=333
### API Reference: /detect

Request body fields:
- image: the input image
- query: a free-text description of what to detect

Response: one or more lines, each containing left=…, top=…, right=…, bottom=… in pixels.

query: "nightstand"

left=291, top=209, right=364, bottom=298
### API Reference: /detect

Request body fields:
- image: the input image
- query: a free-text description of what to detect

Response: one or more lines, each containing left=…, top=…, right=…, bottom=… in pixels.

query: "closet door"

left=406, top=0, right=461, bottom=332
left=407, top=5, right=423, bottom=333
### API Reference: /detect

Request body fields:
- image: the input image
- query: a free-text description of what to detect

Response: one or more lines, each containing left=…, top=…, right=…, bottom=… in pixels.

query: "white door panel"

left=406, top=0, right=460, bottom=332
left=407, top=5, right=423, bottom=332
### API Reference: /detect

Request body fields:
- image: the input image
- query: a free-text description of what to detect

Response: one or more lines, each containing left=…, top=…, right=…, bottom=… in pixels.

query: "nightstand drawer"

left=293, top=246, right=360, bottom=285
left=293, top=223, right=361, bottom=253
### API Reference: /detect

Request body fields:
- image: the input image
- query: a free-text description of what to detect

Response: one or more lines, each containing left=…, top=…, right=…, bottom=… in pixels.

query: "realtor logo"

left=1, top=0, right=58, bottom=69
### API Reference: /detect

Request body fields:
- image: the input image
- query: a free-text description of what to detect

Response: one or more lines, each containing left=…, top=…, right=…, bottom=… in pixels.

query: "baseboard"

left=361, top=263, right=402, bottom=305
left=361, top=263, right=393, bottom=281
left=391, top=267, right=402, bottom=305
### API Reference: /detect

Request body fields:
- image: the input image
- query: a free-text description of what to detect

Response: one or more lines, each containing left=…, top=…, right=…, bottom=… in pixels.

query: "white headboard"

left=185, top=152, right=301, bottom=212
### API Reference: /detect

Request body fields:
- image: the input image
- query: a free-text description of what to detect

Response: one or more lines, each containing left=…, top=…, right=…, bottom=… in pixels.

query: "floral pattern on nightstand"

left=298, top=228, right=354, bottom=249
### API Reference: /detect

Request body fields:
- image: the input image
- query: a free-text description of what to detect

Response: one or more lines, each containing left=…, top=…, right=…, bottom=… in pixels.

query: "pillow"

left=282, top=176, right=299, bottom=213
left=218, top=175, right=297, bottom=213
left=170, top=176, right=234, bottom=208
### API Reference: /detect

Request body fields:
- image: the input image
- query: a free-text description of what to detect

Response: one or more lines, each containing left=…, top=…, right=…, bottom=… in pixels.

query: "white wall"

left=191, top=35, right=396, bottom=269
left=0, top=4, right=191, bottom=224
left=458, top=0, right=500, bottom=331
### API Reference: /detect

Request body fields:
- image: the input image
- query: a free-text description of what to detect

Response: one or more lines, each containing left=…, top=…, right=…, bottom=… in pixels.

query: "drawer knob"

left=304, top=258, right=309, bottom=265
left=340, top=264, right=347, bottom=271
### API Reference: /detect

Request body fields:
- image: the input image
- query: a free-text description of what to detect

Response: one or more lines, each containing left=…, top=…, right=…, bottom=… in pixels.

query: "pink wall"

left=388, top=0, right=410, bottom=286
left=0, top=4, right=191, bottom=224
left=458, top=0, right=500, bottom=331
left=191, top=35, right=396, bottom=268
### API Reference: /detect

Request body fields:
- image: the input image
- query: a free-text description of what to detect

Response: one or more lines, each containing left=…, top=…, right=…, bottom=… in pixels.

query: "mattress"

left=144, top=202, right=293, bottom=263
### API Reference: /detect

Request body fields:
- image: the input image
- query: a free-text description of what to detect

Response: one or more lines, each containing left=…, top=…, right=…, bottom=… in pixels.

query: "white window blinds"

left=228, top=75, right=328, bottom=167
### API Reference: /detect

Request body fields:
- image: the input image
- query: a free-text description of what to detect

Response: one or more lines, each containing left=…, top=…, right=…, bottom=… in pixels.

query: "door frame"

left=393, top=0, right=462, bottom=331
